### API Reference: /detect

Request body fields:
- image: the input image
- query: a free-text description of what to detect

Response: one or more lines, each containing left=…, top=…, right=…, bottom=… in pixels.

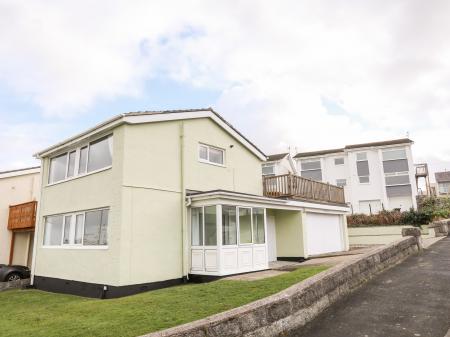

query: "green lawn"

left=0, top=266, right=327, bottom=337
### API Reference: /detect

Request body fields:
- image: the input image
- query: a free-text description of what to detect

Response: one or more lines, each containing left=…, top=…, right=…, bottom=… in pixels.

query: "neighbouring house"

left=293, top=139, right=418, bottom=214
left=0, top=166, right=40, bottom=267
left=32, top=108, right=349, bottom=298
left=435, top=171, right=450, bottom=196
left=262, top=153, right=297, bottom=177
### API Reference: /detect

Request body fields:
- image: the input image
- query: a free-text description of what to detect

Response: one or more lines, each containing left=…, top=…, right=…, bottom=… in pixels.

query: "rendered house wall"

left=0, top=171, right=40, bottom=265
left=273, top=210, right=305, bottom=259
left=116, top=118, right=265, bottom=286
left=295, top=143, right=417, bottom=214
left=33, top=126, right=125, bottom=286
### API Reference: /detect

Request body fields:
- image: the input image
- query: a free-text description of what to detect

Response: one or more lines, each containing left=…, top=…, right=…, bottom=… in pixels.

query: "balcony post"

left=327, top=183, right=331, bottom=202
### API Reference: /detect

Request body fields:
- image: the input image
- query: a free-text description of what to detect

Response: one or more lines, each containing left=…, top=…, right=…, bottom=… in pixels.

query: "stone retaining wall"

left=142, top=236, right=420, bottom=337
left=429, top=219, right=449, bottom=237
left=0, top=278, right=30, bottom=292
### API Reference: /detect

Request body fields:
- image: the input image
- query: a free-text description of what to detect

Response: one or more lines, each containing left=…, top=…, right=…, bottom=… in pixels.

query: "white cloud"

left=1, top=0, right=450, bottom=177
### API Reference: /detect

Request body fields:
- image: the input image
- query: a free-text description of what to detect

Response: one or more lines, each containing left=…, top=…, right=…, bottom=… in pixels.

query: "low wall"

left=428, top=220, right=449, bottom=237
left=0, top=278, right=30, bottom=292
left=348, top=225, right=434, bottom=246
left=141, top=236, right=420, bottom=337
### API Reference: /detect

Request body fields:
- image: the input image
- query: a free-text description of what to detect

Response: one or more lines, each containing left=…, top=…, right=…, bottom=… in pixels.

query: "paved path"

left=288, top=237, right=450, bottom=337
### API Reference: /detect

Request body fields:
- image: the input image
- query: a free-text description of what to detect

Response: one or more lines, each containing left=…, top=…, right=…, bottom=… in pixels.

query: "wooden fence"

left=7, top=201, right=37, bottom=230
left=263, top=174, right=345, bottom=204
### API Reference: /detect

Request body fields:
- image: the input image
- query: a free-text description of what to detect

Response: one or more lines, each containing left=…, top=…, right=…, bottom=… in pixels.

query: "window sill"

left=46, top=166, right=112, bottom=187
left=42, top=245, right=109, bottom=250
left=198, top=159, right=226, bottom=168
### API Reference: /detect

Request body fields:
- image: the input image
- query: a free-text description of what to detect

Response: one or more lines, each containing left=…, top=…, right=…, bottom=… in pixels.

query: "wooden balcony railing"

left=263, top=174, right=346, bottom=204
left=7, top=201, right=37, bottom=231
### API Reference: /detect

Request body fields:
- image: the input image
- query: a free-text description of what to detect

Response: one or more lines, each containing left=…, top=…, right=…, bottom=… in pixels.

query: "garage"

left=305, top=213, right=344, bottom=256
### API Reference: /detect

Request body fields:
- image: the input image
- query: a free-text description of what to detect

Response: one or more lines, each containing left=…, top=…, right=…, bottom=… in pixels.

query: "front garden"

left=347, top=196, right=450, bottom=228
left=0, top=265, right=326, bottom=337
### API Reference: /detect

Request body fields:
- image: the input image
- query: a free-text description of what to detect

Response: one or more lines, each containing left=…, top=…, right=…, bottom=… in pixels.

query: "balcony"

left=263, top=174, right=346, bottom=205
left=415, top=163, right=428, bottom=177
left=8, top=201, right=37, bottom=231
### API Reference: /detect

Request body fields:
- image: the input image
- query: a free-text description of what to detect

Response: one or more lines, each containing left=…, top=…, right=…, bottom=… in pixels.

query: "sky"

left=1, top=0, right=450, bottom=181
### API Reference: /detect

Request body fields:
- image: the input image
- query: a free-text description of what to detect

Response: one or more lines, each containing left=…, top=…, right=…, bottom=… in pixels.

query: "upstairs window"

left=198, top=144, right=225, bottom=166
left=262, top=163, right=275, bottom=176
left=356, top=152, right=370, bottom=183
left=334, top=157, right=344, bottom=165
left=48, top=134, right=113, bottom=184
left=382, top=148, right=411, bottom=197
left=300, top=159, right=322, bottom=181
left=382, top=148, right=409, bottom=174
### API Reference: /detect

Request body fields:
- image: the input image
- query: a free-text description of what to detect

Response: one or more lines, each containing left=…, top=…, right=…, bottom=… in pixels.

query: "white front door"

left=267, top=215, right=277, bottom=261
left=306, top=213, right=344, bottom=256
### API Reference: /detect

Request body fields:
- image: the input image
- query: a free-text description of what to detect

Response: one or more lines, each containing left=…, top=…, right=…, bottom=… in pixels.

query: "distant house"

left=262, top=153, right=297, bottom=176
left=32, top=108, right=349, bottom=298
left=0, top=166, right=40, bottom=267
left=435, top=171, right=450, bottom=196
left=294, top=139, right=418, bottom=214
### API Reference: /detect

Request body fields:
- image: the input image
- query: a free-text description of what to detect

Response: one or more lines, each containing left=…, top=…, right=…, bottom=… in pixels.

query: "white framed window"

left=190, top=205, right=266, bottom=247
left=48, top=134, right=113, bottom=184
left=382, top=148, right=411, bottom=197
left=300, top=159, right=322, bottom=181
left=238, top=207, right=253, bottom=244
left=336, top=179, right=347, bottom=187
left=222, top=205, right=237, bottom=245
left=334, top=157, right=344, bottom=165
left=43, top=208, right=109, bottom=247
left=262, top=163, right=275, bottom=176
left=356, top=152, right=370, bottom=184
left=439, top=182, right=450, bottom=194
left=252, top=208, right=265, bottom=244
left=191, top=206, right=217, bottom=247
left=198, top=144, right=225, bottom=166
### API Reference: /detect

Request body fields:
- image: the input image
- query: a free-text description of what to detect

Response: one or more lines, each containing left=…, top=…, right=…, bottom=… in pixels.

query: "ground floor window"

left=222, top=206, right=237, bottom=245
left=190, top=205, right=266, bottom=247
left=43, top=208, right=109, bottom=247
left=252, top=208, right=265, bottom=244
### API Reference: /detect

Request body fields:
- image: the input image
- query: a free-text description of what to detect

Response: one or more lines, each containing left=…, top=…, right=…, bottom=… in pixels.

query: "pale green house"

left=32, top=108, right=349, bottom=298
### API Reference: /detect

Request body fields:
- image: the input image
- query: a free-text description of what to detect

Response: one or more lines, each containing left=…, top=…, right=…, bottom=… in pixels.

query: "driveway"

left=288, top=237, right=450, bottom=337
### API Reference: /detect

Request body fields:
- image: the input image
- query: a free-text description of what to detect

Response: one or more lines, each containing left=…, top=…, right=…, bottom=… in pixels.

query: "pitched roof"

left=435, top=171, right=450, bottom=183
left=344, top=138, right=413, bottom=149
left=294, top=148, right=344, bottom=159
left=294, top=138, right=413, bottom=159
left=266, top=153, right=289, bottom=162
left=35, top=108, right=266, bottom=160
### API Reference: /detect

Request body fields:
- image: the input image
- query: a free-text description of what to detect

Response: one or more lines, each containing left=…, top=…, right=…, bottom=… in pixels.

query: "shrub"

left=347, top=196, right=450, bottom=228
left=347, top=209, right=432, bottom=228
left=401, top=208, right=433, bottom=227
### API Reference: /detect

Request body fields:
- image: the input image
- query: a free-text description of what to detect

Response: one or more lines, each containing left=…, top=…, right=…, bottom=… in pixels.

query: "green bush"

left=347, top=209, right=432, bottom=228
left=347, top=196, right=450, bottom=228
left=418, top=196, right=450, bottom=219
left=401, top=208, right=433, bottom=227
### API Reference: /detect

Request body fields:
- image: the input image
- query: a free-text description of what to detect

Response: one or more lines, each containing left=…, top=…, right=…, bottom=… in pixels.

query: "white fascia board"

left=188, top=191, right=350, bottom=213
left=123, top=111, right=267, bottom=161
left=285, top=199, right=350, bottom=214
left=35, top=110, right=266, bottom=161
left=0, top=167, right=41, bottom=179
left=35, top=116, right=124, bottom=158
left=345, top=143, right=412, bottom=153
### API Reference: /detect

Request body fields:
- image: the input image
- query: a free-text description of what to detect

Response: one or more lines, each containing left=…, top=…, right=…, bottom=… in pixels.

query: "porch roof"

left=187, top=189, right=350, bottom=213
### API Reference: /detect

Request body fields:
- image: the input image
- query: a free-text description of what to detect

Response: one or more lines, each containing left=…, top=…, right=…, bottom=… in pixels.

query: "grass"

left=0, top=265, right=327, bottom=337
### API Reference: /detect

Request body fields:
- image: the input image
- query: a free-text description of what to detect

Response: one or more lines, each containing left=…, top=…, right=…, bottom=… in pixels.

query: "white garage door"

left=306, top=213, right=344, bottom=256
